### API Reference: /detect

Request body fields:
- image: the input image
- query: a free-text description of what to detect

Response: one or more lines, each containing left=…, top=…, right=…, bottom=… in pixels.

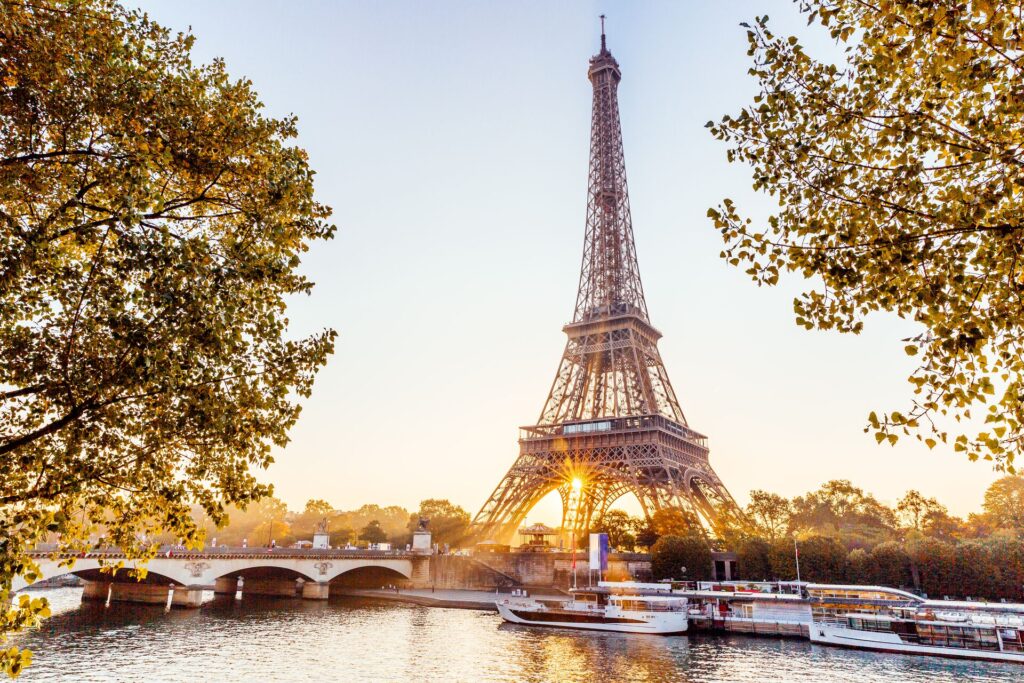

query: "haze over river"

left=15, top=588, right=1022, bottom=682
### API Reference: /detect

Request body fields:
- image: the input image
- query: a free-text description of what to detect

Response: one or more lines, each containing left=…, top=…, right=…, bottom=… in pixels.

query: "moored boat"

left=808, top=588, right=1024, bottom=663
left=496, top=589, right=688, bottom=635
left=681, top=583, right=812, bottom=638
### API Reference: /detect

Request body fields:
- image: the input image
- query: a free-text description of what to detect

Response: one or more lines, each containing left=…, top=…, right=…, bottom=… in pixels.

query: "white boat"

left=496, top=590, right=688, bottom=635
left=682, top=585, right=812, bottom=637
left=808, top=590, right=1024, bottom=663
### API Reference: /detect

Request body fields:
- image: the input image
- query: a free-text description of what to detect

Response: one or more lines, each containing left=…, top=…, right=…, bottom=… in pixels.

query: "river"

left=13, top=588, right=1021, bottom=682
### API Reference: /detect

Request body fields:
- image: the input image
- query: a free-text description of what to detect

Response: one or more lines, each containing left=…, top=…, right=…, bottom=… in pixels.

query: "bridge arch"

left=211, top=565, right=319, bottom=583
left=328, top=565, right=410, bottom=589
left=12, top=563, right=186, bottom=592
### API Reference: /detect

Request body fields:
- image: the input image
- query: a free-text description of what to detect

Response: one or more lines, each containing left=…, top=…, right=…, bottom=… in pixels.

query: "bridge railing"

left=26, top=544, right=426, bottom=560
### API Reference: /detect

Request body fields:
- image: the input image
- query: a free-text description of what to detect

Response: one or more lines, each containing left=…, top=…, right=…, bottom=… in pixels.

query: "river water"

left=13, top=588, right=1021, bottom=682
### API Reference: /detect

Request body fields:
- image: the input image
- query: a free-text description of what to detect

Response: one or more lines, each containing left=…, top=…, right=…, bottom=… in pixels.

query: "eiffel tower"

left=470, top=23, right=744, bottom=545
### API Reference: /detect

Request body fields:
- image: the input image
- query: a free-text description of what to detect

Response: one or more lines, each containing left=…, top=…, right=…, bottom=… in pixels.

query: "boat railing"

left=929, top=611, right=1024, bottom=628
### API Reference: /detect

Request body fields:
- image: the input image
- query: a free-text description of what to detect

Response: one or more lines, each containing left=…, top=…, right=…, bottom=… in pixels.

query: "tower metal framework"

left=470, top=26, right=745, bottom=545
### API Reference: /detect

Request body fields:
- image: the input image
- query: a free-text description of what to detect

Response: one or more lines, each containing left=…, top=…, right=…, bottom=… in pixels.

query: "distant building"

left=517, top=523, right=559, bottom=552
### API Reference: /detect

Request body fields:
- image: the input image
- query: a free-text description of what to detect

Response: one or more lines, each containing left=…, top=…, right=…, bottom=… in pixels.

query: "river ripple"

left=13, top=588, right=1022, bottom=682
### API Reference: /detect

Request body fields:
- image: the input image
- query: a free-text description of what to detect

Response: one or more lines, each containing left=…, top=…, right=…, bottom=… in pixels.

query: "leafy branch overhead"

left=0, top=1, right=335, bottom=675
left=709, top=1, right=1024, bottom=467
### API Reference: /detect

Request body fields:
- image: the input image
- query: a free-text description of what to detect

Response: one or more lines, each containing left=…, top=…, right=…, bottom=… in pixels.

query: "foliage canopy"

left=0, top=1, right=334, bottom=674
left=709, top=0, right=1024, bottom=467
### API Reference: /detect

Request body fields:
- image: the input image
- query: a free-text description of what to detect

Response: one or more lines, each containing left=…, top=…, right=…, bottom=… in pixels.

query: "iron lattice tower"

left=470, top=26, right=744, bottom=544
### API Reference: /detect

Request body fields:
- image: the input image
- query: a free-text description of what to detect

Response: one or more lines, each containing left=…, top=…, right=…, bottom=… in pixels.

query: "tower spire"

left=600, top=14, right=607, bottom=53
left=578, top=17, right=644, bottom=325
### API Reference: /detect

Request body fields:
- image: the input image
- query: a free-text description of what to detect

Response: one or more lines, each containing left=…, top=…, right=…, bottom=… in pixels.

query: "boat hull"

left=810, top=623, right=1024, bottom=664
left=496, top=602, right=687, bottom=635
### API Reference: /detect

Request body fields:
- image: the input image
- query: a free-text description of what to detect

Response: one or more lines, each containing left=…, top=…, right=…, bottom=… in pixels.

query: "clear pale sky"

left=130, top=1, right=1004, bottom=523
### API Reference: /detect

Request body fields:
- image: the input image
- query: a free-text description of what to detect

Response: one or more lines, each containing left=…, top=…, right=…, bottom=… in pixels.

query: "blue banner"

left=589, top=533, right=609, bottom=571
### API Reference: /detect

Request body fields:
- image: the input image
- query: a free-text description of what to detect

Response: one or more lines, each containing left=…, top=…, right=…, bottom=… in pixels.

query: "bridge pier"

left=81, top=580, right=111, bottom=602
left=241, top=577, right=298, bottom=598
left=171, top=587, right=204, bottom=608
left=214, top=577, right=239, bottom=595
left=410, top=557, right=431, bottom=588
left=109, top=583, right=170, bottom=605
left=300, top=581, right=329, bottom=600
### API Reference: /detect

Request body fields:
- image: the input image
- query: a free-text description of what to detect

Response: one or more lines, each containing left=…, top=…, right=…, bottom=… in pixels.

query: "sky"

left=129, top=1, right=1005, bottom=523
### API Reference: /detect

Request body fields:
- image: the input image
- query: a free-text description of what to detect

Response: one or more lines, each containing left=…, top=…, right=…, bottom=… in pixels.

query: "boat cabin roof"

left=806, top=584, right=923, bottom=602
left=675, top=590, right=806, bottom=602
left=609, top=594, right=686, bottom=603
left=596, top=581, right=673, bottom=592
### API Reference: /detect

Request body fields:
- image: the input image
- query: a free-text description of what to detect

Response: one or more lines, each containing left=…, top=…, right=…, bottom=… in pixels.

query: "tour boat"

left=681, top=583, right=812, bottom=638
left=807, top=588, right=1024, bottom=663
left=496, top=589, right=688, bottom=634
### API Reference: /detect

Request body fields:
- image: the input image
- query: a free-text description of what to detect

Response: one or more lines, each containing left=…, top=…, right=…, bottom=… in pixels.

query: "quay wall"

left=430, top=552, right=651, bottom=589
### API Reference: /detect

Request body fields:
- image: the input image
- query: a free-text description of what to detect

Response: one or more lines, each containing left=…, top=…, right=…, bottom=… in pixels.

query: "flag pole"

left=571, top=530, right=577, bottom=589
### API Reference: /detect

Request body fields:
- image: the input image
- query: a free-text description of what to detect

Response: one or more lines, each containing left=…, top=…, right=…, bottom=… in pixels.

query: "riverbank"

left=334, top=588, right=502, bottom=610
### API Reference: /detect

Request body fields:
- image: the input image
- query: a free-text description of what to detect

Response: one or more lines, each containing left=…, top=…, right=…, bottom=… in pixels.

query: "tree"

left=846, top=548, right=870, bottom=585
left=251, top=519, right=294, bottom=548
left=868, top=541, right=913, bottom=590
left=709, top=1, right=1024, bottom=468
left=906, top=536, right=957, bottom=599
left=650, top=508, right=701, bottom=537
left=922, top=509, right=966, bottom=543
left=896, top=491, right=946, bottom=532
left=358, top=520, right=387, bottom=545
left=650, top=535, right=713, bottom=582
left=965, top=511, right=999, bottom=538
left=335, top=504, right=410, bottom=540
left=0, top=3, right=334, bottom=673
left=635, top=525, right=660, bottom=551
left=292, top=499, right=335, bottom=540
left=745, top=490, right=791, bottom=542
left=794, top=536, right=848, bottom=583
left=982, top=476, right=1024, bottom=532
left=789, top=480, right=895, bottom=547
left=303, top=499, right=334, bottom=517
left=407, top=499, right=470, bottom=548
left=735, top=536, right=772, bottom=581
left=591, top=510, right=638, bottom=552
left=211, top=496, right=288, bottom=547
left=329, top=526, right=355, bottom=548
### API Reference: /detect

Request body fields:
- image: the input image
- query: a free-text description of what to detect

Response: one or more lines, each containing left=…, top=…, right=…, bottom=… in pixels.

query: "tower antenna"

left=600, top=14, right=607, bottom=51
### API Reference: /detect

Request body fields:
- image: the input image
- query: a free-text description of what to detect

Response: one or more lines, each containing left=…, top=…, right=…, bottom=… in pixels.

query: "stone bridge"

left=16, top=548, right=432, bottom=607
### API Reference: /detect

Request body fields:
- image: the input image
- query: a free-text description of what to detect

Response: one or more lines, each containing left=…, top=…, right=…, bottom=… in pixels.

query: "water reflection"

left=15, top=588, right=1023, bottom=682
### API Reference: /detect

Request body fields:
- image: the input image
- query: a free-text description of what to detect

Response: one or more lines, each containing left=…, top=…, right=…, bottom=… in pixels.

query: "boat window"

left=1001, top=629, right=1024, bottom=652
left=859, top=619, right=893, bottom=633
